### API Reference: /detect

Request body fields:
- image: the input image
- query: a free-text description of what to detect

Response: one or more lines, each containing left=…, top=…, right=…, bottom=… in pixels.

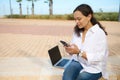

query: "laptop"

left=48, top=45, right=71, bottom=68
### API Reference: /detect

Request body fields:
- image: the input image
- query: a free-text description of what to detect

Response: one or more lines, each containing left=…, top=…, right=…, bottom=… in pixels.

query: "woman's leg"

left=62, top=60, right=83, bottom=80
left=76, top=72, right=102, bottom=80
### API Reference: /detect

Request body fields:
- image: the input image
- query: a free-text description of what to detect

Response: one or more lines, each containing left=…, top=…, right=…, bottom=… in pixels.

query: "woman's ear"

left=87, top=14, right=92, bottom=20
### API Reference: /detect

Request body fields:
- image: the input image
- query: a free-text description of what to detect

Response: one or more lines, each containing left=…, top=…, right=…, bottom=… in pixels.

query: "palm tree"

left=27, top=0, right=38, bottom=16
left=49, top=0, right=53, bottom=15
left=27, top=6, right=29, bottom=15
left=16, top=0, right=22, bottom=16
left=44, top=0, right=53, bottom=15
left=9, top=0, right=13, bottom=16
left=118, top=2, right=120, bottom=22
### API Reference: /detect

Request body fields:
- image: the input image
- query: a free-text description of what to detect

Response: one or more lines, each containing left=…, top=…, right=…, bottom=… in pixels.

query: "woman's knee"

left=76, top=72, right=90, bottom=80
left=63, top=60, right=83, bottom=80
left=76, top=72, right=102, bottom=80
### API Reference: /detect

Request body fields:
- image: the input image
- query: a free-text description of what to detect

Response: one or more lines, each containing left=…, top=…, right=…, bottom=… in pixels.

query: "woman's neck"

left=84, top=21, right=93, bottom=31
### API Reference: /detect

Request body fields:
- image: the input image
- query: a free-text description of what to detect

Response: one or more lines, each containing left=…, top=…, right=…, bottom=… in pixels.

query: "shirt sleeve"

left=84, top=31, right=107, bottom=64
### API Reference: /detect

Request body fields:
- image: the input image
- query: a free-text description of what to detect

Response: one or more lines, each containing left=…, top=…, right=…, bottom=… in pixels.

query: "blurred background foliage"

left=5, top=12, right=118, bottom=21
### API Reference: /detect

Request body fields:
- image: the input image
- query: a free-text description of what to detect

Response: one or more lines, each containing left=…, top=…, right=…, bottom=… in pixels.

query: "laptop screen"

left=48, top=46, right=62, bottom=65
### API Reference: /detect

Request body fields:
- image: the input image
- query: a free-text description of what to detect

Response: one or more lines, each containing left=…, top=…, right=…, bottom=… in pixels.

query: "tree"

left=27, top=0, right=38, bottom=16
left=44, top=0, right=53, bottom=15
left=16, top=0, right=22, bottom=16
left=27, top=6, right=29, bottom=15
left=99, top=8, right=103, bottom=13
left=49, top=0, right=53, bottom=15
left=118, top=2, right=120, bottom=22
left=9, top=0, right=13, bottom=17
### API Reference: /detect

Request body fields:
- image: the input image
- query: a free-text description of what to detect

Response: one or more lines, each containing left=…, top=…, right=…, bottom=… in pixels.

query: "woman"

left=62, top=4, right=109, bottom=80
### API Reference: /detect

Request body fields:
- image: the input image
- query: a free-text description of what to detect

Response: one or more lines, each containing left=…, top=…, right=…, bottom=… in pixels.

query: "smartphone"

left=60, top=40, right=69, bottom=47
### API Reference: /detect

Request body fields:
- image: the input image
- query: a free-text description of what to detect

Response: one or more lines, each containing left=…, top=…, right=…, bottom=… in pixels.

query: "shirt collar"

left=88, top=24, right=99, bottom=34
left=80, top=24, right=99, bottom=36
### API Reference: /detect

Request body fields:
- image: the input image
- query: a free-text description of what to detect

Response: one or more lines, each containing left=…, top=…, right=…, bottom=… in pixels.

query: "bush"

left=5, top=12, right=119, bottom=21
left=94, top=12, right=118, bottom=21
left=66, top=14, right=74, bottom=20
left=5, top=14, right=26, bottom=18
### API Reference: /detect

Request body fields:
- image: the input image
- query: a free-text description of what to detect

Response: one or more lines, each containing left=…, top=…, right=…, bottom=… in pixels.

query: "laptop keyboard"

left=56, top=59, right=69, bottom=67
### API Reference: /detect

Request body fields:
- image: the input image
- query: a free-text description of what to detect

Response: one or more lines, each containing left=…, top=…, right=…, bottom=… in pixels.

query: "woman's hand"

left=64, top=44, right=80, bottom=55
left=64, top=44, right=87, bottom=60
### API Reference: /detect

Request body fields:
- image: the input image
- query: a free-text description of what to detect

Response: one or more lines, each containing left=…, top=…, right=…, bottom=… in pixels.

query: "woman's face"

left=73, top=11, right=90, bottom=29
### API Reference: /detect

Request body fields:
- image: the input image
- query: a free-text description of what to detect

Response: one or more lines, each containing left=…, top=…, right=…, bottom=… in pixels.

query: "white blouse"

left=71, top=24, right=109, bottom=79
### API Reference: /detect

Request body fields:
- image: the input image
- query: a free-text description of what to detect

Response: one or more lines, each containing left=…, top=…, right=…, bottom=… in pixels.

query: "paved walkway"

left=0, top=19, right=120, bottom=80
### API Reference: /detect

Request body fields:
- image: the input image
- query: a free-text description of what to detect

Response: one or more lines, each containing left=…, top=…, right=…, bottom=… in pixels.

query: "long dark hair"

left=73, top=4, right=108, bottom=36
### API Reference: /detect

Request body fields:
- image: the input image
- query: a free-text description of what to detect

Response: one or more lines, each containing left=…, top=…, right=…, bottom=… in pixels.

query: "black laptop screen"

left=48, top=46, right=62, bottom=65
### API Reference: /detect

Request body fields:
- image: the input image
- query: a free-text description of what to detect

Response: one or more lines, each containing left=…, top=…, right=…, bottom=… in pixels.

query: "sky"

left=0, top=0, right=119, bottom=16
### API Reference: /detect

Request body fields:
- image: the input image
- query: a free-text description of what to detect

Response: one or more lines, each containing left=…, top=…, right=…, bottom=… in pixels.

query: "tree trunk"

left=9, top=0, right=13, bottom=16
left=49, top=0, right=53, bottom=15
left=27, top=6, right=29, bottom=15
left=32, top=2, right=34, bottom=16
left=119, top=2, right=120, bottom=21
left=19, top=3, right=22, bottom=16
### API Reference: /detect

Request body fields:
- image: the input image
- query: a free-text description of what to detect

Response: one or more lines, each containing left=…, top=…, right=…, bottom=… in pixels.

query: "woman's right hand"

left=64, top=45, right=73, bottom=55
left=64, top=44, right=80, bottom=55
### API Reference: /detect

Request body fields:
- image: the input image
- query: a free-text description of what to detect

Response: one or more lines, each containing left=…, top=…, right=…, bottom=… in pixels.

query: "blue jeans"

left=62, top=60, right=102, bottom=80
